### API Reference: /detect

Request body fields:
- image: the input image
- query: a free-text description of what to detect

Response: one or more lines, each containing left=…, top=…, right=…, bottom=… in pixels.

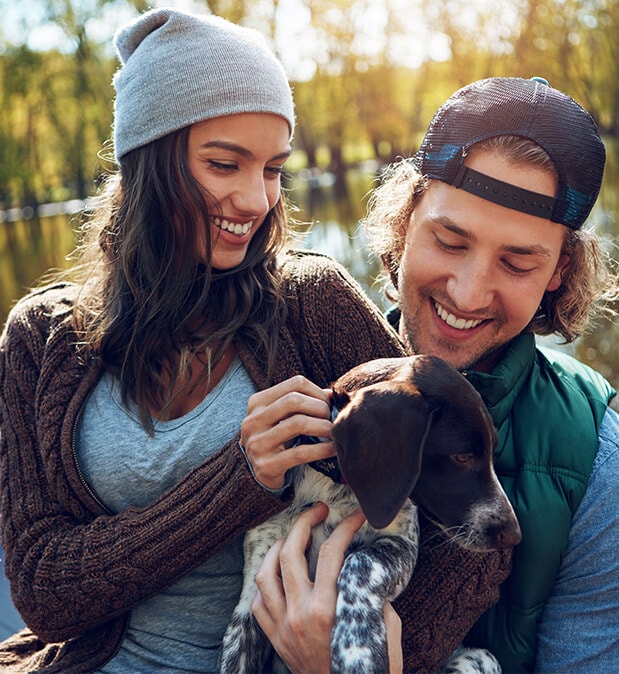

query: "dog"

left=219, top=355, right=521, bottom=674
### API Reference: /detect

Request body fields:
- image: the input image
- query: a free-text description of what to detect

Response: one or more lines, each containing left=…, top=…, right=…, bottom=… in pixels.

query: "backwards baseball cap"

left=414, top=77, right=605, bottom=230
left=112, top=7, right=295, bottom=160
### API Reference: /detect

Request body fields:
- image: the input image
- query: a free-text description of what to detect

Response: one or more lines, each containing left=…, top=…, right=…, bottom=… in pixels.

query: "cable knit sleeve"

left=0, top=286, right=290, bottom=643
left=278, top=251, right=405, bottom=384
left=394, top=513, right=514, bottom=673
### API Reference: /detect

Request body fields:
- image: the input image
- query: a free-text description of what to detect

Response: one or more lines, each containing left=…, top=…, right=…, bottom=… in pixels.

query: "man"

left=252, top=78, right=619, bottom=673
left=365, top=76, right=618, bottom=673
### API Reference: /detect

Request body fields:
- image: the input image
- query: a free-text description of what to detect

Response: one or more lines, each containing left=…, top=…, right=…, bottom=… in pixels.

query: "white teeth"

left=212, top=217, right=252, bottom=236
left=434, top=302, right=483, bottom=330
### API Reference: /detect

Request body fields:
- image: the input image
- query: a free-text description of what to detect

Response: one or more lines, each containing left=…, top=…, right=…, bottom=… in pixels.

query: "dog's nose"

left=496, top=523, right=523, bottom=549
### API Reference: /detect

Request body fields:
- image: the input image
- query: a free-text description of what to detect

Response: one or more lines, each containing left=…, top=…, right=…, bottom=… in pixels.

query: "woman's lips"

left=211, top=216, right=254, bottom=236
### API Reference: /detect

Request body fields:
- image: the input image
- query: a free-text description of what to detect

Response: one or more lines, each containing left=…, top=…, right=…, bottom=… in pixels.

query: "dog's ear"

left=332, top=381, right=435, bottom=529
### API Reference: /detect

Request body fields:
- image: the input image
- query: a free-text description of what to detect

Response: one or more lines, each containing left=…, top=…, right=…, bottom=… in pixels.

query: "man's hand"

left=252, top=502, right=403, bottom=673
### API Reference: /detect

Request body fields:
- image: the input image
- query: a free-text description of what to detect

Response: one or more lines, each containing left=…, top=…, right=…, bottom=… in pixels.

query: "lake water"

left=0, top=157, right=618, bottom=386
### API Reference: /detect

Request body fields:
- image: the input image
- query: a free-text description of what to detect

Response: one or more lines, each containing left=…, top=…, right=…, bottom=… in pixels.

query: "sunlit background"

left=0, top=0, right=618, bottom=638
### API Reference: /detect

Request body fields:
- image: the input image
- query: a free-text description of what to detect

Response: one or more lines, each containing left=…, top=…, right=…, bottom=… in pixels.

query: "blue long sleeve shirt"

left=536, top=407, right=619, bottom=672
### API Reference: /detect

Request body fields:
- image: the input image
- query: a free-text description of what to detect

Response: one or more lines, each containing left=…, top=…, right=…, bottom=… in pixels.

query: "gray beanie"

left=112, top=7, right=295, bottom=160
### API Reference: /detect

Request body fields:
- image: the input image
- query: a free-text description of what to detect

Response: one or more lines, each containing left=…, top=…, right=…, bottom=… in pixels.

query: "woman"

left=0, top=8, right=509, bottom=673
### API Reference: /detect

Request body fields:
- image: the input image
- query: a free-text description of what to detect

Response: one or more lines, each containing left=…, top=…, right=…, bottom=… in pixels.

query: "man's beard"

left=401, top=309, right=507, bottom=373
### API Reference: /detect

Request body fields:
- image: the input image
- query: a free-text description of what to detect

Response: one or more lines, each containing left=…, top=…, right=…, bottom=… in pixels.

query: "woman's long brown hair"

left=65, top=127, right=289, bottom=433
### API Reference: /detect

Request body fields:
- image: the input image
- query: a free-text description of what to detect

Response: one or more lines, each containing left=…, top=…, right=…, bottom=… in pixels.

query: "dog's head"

left=331, top=355, right=522, bottom=551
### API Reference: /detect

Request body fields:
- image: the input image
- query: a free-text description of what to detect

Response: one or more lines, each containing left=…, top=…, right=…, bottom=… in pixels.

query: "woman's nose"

left=231, top=172, right=271, bottom=216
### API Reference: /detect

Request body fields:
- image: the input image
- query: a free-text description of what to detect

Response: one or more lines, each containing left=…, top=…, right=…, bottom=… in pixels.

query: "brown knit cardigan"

left=0, top=250, right=511, bottom=673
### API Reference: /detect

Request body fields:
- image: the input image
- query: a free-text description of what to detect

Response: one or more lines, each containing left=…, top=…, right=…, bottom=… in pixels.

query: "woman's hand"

left=241, top=376, right=336, bottom=489
left=252, top=502, right=403, bottom=674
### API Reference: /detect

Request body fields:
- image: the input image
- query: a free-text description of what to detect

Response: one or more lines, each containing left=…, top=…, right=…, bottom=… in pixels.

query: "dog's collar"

left=309, top=456, right=345, bottom=483
left=300, top=405, right=347, bottom=484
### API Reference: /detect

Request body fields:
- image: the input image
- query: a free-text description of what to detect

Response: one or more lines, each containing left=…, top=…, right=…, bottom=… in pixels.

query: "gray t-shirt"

left=76, top=358, right=255, bottom=672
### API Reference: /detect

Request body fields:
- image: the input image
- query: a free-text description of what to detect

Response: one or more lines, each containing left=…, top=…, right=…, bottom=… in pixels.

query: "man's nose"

left=446, top=259, right=495, bottom=311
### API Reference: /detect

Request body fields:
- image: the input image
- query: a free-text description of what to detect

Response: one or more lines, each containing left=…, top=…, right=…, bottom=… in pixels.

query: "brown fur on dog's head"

left=331, top=356, right=521, bottom=550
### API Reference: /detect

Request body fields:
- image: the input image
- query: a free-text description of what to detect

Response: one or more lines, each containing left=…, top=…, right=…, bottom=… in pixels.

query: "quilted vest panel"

left=464, top=334, right=614, bottom=673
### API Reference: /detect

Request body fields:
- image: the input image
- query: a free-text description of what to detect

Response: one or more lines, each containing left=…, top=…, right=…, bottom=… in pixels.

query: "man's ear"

left=546, top=253, right=570, bottom=292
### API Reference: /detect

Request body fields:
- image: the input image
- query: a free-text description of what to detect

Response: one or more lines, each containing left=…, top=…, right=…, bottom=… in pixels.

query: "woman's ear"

left=546, top=253, right=570, bottom=292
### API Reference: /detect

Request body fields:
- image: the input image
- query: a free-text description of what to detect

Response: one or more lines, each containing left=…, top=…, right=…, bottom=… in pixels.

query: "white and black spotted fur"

left=438, top=646, right=502, bottom=674
left=219, top=356, right=521, bottom=674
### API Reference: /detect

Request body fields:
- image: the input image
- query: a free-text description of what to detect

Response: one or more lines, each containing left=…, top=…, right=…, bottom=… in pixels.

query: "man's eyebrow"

left=502, top=243, right=555, bottom=257
left=199, top=140, right=292, bottom=162
left=438, top=218, right=473, bottom=240
left=436, top=217, right=555, bottom=258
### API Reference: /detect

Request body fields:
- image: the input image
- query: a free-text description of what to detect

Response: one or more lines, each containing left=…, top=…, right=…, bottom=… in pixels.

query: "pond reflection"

left=289, top=152, right=619, bottom=407
left=1, top=153, right=617, bottom=403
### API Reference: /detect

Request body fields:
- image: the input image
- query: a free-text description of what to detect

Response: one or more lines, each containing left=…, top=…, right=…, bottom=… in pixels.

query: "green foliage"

left=0, top=0, right=618, bottom=209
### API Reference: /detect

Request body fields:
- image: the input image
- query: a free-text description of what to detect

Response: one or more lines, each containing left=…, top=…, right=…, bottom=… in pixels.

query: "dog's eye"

left=450, top=453, right=475, bottom=465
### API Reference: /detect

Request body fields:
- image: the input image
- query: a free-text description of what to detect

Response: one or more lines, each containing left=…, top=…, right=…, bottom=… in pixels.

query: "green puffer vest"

left=464, top=332, right=615, bottom=673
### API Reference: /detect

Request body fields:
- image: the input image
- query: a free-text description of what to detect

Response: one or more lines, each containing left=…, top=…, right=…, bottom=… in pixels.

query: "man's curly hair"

left=365, top=136, right=618, bottom=343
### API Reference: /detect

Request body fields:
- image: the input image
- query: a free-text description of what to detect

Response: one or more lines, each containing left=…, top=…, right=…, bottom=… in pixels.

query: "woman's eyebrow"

left=199, top=140, right=292, bottom=162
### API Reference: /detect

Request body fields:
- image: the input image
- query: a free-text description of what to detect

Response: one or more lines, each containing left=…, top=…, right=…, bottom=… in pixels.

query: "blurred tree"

left=300, top=0, right=368, bottom=195
left=205, top=0, right=250, bottom=24
left=1, top=0, right=618, bottom=211
left=0, top=44, right=46, bottom=248
left=0, top=45, right=44, bottom=208
left=0, top=47, right=46, bottom=284
left=40, top=0, right=121, bottom=198
left=420, top=0, right=515, bottom=86
left=356, top=65, right=413, bottom=163
left=567, top=0, right=619, bottom=135
left=293, top=0, right=424, bottom=191
left=353, top=2, right=413, bottom=163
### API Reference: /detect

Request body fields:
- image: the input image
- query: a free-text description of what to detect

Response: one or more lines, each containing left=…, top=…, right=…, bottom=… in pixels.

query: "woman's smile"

left=210, top=216, right=255, bottom=237
left=187, top=112, right=292, bottom=269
